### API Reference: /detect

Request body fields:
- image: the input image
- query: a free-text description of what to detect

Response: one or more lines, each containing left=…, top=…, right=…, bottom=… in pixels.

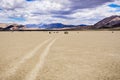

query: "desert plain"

left=0, top=31, right=120, bottom=80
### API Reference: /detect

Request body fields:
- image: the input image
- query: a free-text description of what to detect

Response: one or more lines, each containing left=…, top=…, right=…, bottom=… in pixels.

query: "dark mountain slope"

left=94, top=15, right=120, bottom=29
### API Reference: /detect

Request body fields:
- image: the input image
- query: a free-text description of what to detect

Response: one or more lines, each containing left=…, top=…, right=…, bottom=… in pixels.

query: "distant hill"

left=94, top=15, right=120, bottom=29
left=0, top=23, right=9, bottom=28
left=0, top=24, right=26, bottom=31
left=26, top=23, right=87, bottom=30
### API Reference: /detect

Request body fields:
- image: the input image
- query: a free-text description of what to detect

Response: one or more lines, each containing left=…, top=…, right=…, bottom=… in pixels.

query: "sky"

left=0, top=0, right=120, bottom=25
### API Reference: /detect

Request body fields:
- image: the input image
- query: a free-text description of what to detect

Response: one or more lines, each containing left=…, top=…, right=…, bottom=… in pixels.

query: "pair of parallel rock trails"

left=0, top=38, right=57, bottom=80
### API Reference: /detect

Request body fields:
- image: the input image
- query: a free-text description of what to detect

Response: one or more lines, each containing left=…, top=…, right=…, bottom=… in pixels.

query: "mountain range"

left=0, top=15, right=120, bottom=31
left=25, top=15, right=120, bottom=30
left=26, top=23, right=87, bottom=29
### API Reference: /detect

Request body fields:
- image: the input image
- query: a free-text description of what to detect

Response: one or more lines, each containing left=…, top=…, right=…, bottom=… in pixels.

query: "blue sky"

left=109, top=4, right=120, bottom=8
left=0, top=0, right=120, bottom=25
left=9, top=17, right=26, bottom=22
left=26, top=0, right=36, bottom=1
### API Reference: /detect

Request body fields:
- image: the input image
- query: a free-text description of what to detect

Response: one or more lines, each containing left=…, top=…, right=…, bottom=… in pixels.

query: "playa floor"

left=0, top=31, right=120, bottom=80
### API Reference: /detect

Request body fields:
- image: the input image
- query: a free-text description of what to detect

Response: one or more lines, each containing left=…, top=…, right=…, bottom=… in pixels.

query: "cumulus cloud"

left=0, top=0, right=26, bottom=10
left=0, top=0, right=119, bottom=25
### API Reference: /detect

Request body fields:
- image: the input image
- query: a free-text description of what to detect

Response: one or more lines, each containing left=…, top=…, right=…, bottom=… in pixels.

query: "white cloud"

left=0, top=0, right=119, bottom=25
left=0, top=0, right=26, bottom=10
left=26, top=0, right=64, bottom=13
left=66, top=2, right=120, bottom=25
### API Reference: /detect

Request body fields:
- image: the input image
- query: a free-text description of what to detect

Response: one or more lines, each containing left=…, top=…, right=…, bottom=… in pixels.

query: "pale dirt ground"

left=0, top=31, right=120, bottom=80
